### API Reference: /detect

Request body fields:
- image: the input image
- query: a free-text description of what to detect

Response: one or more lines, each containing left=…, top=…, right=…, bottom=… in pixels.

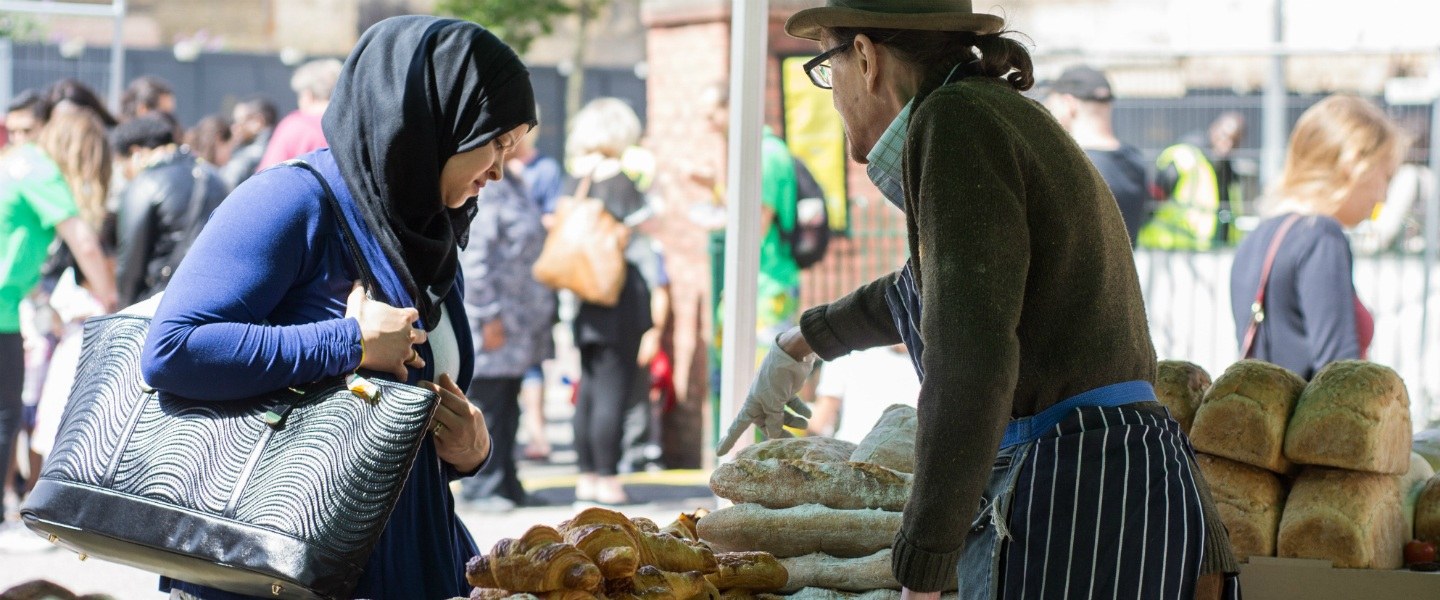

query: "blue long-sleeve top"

left=1230, top=213, right=1362, bottom=379
left=142, top=149, right=478, bottom=600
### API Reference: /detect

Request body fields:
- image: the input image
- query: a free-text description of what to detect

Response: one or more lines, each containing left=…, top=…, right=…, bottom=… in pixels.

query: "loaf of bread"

left=1276, top=467, right=1405, bottom=569
left=1416, top=475, right=1440, bottom=545
left=737, top=437, right=857, bottom=464
left=1283, top=361, right=1411, bottom=475
left=1194, top=453, right=1285, bottom=561
left=849, top=405, right=917, bottom=473
left=1402, top=453, right=1436, bottom=538
left=710, top=459, right=911, bottom=511
left=1155, top=360, right=1211, bottom=434
left=1190, top=360, right=1306, bottom=474
left=704, top=552, right=788, bottom=592
left=777, top=550, right=898, bottom=593
left=696, top=503, right=900, bottom=558
left=776, top=550, right=957, bottom=593
left=758, top=590, right=959, bottom=600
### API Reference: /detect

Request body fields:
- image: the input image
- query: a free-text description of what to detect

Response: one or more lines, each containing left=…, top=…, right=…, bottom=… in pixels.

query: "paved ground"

left=0, top=383, right=716, bottom=598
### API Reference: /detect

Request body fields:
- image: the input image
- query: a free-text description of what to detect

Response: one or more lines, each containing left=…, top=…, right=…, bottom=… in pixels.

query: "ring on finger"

left=409, top=348, right=421, bottom=363
left=432, top=421, right=445, bottom=435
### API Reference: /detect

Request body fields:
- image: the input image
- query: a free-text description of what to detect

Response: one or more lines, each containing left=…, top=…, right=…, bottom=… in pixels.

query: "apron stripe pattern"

left=998, top=403, right=1240, bottom=600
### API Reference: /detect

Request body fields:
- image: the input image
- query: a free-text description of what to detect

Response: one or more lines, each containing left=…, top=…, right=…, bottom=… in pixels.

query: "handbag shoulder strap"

left=1241, top=214, right=1304, bottom=358
left=281, top=159, right=382, bottom=295
left=573, top=175, right=594, bottom=202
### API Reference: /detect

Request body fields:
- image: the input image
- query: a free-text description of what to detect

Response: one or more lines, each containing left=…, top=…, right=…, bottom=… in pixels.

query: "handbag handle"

left=1241, top=214, right=1303, bottom=358
left=281, top=160, right=383, bottom=297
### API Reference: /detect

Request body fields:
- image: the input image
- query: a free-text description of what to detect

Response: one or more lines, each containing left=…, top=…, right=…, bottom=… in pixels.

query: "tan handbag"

left=531, top=176, right=630, bottom=307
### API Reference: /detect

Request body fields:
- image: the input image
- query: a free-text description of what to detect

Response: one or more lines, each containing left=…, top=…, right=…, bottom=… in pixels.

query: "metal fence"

left=800, top=49, right=1440, bottom=428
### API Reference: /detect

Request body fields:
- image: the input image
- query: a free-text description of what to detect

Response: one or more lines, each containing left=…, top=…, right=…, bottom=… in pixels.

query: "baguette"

left=738, top=437, right=857, bottom=464
left=696, top=503, right=900, bottom=558
left=849, top=405, right=917, bottom=473
left=710, top=459, right=911, bottom=511
left=704, top=552, right=788, bottom=592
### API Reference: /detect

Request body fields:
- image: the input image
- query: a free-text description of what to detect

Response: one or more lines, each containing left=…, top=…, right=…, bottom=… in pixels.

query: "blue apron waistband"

left=1000, top=380, right=1156, bottom=449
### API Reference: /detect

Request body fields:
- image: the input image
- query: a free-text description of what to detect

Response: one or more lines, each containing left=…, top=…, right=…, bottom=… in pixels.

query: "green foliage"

left=436, top=0, right=576, bottom=54
left=0, top=13, right=43, bottom=40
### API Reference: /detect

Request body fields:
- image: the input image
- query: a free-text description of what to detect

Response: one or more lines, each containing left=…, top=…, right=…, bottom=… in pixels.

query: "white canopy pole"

left=718, top=0, right=768, bottom=458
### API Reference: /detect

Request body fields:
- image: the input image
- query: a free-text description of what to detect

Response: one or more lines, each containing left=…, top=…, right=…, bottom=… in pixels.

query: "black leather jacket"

left=115, top=148, right=229, bottom=306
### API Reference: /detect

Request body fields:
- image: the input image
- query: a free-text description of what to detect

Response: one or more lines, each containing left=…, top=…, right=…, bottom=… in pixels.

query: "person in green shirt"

left=0, top=110, right=116, bottom=536
left=696, top=85, right=802, bottom=357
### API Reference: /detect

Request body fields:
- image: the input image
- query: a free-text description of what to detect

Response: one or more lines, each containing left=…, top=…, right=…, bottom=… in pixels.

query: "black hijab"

left=324, top=15, right=536, bottom=329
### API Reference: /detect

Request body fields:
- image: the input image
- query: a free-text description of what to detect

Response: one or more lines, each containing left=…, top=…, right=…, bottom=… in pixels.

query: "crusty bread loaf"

left=777, top=550, right=957, bottom=593
left=696, top=503, right=900, bottom=558
left=1283, top=361, right=1412, bottom=475
left=758, top=590, right=959, bottom=600
left=737, top=437, right=858, bottom=464
left=710, top=459, right=911, bottom=511
left=1402, top=453, right=1435, bottom=538
left=849, top=405, right=917, bottom=473
left=1194, top=453, right=1285, bottom=561
left=1276, top=467, right=1405, bottom=569
left=1417, top=475, right=1440, bottom=545
left=1190, top=360, right=1306, bottom=474
left=1155, top=360, right=1211, bottom=434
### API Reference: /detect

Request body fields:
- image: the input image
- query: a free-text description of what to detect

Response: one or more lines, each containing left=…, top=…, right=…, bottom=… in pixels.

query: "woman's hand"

left=424, top=373, right=491, bottom=473
left=900, top=588, right=940, bottom=600
left=481, top=319, right=506, bottom=352
left=346, top=281, right=426, bottom=379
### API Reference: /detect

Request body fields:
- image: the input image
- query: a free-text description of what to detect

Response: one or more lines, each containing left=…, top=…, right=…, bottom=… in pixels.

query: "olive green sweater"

left=799, top=78, right=1157, bottom=591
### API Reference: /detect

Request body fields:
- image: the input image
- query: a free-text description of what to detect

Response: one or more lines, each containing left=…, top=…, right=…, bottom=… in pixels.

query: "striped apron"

left=885, top=263, right=1240, bottom=599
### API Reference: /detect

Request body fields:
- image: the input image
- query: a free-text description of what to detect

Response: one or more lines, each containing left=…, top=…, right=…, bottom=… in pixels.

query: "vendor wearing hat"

left=717, top=2, right=1238, bottom=599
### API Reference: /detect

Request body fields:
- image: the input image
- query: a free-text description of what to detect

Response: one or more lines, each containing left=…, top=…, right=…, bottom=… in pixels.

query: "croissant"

left=609, top=566, right=710, bottom=600
left=468, top=525, right=603, bottom=592
left=703, top=552, right=787, bottom=592
left=565, top=523, right=641, bottom=579
left=631, top=517, right=662, bottom=533
left=660, top=510, right=706, bottom=541
left=468, top=590, right=595, bottom=600
left=561, top=507, right=719, bottom=575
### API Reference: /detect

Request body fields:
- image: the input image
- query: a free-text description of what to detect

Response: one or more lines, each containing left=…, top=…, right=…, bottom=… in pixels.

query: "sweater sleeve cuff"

left=799, top=305, right=850, bottom=361
left=338, top=317, right=363, bottom=373
left=892, top=529, right=962, bottom=593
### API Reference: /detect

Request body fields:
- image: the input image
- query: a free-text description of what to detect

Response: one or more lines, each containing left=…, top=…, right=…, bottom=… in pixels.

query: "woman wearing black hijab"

left=141, top=16, right=536, bottom=599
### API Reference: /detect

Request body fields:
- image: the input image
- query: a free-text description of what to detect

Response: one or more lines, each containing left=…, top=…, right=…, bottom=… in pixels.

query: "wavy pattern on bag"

left=109, top=396, right=266, bottom=513
left=233, top=382, right=432, bottom=555
left=43, top=317, right=151, bottom=484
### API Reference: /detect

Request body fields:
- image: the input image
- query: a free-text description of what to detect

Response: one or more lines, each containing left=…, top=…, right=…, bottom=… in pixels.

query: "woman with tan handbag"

left=561, top=98, right=663, bottom=506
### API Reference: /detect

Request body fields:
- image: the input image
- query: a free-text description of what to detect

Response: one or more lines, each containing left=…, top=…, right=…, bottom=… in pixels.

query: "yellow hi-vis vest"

left=1138, top=143, right=1219, bottom=251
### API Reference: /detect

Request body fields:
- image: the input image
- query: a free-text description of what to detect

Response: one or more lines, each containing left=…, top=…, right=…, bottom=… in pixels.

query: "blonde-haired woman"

left=564, top=97, right=661, bottom=505
left=0, top=110, right=116, bottom=540
left=1230, top=95, right=1405, bottom=378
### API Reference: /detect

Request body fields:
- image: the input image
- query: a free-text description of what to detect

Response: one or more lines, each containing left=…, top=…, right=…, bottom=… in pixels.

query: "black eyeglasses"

left=803, top=42, right=852, bottom=90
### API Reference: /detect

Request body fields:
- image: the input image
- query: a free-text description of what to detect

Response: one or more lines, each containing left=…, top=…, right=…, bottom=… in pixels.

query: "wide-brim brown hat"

left=786, top=0, right=1005, bottom=41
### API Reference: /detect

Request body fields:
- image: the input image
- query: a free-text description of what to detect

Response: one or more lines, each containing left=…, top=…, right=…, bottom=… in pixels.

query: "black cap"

left=1049, top=66, right=1113, bottom=102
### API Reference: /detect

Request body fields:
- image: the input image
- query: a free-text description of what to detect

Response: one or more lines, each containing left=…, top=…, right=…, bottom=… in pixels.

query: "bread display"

left=1154, top=360, right=1210, bottom=434
left=464, top=509, right=779, bottom=600
left=848, top=405, right=917, bottom=473
left=737, top=437, right=857, bottom=464
left=1283, top=361, right=1412, bottom=475
left=1189, top=360, right=1306, bottom=474
left=1417, top=475, right=1440, bottom=545
left=696, top=503, right=900, bottom=558
left=1194, top=453, right=1285, bottom=561
left=1276, top=467, right=1405, bottom=569
left=710, top=459, right=911, bottom=511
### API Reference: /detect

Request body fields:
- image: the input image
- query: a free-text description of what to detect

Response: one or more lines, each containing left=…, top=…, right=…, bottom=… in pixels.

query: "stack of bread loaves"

left=698, top=406, right=957, bottom=599
left=1187, top=359, right=1417, bottom=569
left=460, top=507, right=788, bottom=600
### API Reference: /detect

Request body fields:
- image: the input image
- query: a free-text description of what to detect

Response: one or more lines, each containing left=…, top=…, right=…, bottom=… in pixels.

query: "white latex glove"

left=716, top=340, right=816, bottom=455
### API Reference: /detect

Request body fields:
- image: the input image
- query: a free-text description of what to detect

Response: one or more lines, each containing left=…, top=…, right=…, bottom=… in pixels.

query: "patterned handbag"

left=20, top=161, right=439, bottom=600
